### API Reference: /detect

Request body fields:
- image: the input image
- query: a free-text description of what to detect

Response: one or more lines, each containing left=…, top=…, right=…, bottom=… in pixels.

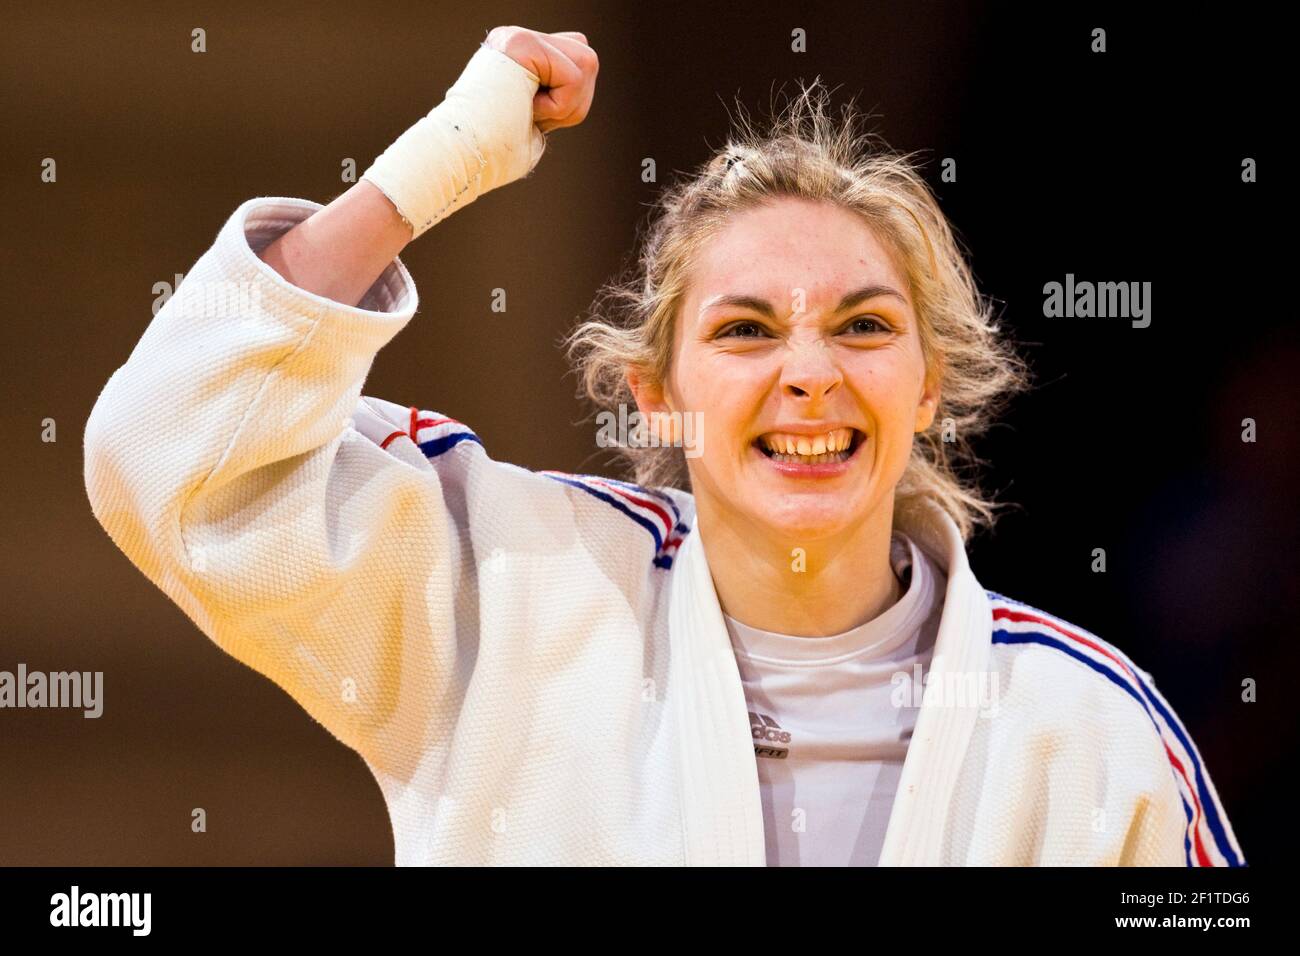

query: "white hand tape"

left=361, top=43, right=547, bottom=239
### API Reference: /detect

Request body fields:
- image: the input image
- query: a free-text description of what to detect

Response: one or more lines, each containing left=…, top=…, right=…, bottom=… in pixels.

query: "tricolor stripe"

left=987, top=590, right=1244, bottom=867
left=539, top=471, right=688, bottom=569
left=387, top=410, right=687, bottom=568
left=383, top=406, right=483, bottom=458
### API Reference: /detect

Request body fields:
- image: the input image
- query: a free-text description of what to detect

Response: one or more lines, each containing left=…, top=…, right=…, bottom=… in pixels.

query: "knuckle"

left=493, top=25, right=529, bottom=47
left=502, top=35, right=535, bottom=59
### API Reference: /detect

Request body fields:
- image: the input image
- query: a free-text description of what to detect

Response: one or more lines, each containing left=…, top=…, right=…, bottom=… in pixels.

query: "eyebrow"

left=699, top=284, right=909, bottom=320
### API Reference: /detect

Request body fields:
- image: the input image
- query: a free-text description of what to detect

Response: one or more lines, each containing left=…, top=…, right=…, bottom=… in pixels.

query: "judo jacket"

left=82, top=195, right=1246, bottom=866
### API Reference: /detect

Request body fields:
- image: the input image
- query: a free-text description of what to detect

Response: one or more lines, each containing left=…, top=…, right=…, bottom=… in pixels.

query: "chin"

left=744, top=493, right=866, bottom=542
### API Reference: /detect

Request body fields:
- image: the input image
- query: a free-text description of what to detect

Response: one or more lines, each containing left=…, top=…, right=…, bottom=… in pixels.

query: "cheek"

left=679, top=353, right=754, bottom=427
left=669, top=345, right=711, bottom=407
left=856, top=349, right=925, bottom=413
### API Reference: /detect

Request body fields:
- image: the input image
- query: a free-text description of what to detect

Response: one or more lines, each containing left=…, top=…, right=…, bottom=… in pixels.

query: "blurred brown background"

left=1, top=1, right=1286, bottom=864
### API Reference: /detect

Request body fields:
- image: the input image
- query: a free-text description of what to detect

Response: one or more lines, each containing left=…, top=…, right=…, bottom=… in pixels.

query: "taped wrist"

left=361, top=43, right=547, bottom=240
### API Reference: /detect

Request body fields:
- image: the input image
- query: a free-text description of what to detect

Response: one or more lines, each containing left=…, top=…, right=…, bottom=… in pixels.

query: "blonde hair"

left=561, top=79, right=1033, bottom=542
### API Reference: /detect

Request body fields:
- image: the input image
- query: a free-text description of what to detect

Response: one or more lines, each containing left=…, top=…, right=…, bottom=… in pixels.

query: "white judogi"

left=80, top=49, right=1244, bottom=867
left=81, top=195, right=1244, bottom=866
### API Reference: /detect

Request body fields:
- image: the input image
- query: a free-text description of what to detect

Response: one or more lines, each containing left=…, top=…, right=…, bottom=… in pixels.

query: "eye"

left=717, top=321, right=769, bottom=339
left=843, top=315, right=890, bottom=334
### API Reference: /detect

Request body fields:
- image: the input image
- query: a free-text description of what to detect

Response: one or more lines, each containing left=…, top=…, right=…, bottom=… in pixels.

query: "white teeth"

left=759, top=429, right=862, bottom=465
left=759, top=427, right=856, bottom=456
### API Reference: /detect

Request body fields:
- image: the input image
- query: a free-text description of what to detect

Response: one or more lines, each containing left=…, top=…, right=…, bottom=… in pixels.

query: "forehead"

left=688, top=197, right=909, bottom=306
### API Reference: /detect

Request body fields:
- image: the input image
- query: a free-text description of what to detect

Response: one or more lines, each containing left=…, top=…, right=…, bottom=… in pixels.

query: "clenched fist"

left=485, top=26, right=598, bottom=133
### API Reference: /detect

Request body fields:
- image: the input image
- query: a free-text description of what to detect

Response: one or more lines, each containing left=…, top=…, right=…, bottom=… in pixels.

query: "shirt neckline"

left=723, top=532, right=938, bottom=666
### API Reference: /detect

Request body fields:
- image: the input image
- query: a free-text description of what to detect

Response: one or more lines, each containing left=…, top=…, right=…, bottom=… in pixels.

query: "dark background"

left=1, top=1, right=1289, bottom=864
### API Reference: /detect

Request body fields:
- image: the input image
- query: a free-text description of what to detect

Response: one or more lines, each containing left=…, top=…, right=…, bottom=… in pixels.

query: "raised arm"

left=83, top=27, right=598, bottom=777
left=257, top=26, right=597, bottom=308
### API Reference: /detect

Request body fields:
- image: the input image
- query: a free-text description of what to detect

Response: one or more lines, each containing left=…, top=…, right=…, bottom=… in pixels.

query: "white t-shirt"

left=722, top=531, right=946, bottom=866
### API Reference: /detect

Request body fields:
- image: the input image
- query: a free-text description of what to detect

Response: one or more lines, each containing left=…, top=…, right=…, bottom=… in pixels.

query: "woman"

left=83, top=26, right=1244, bottom=866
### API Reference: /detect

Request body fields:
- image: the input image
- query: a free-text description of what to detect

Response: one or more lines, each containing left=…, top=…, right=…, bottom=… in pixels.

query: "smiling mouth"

left=752, top=428, right=867, bottom=465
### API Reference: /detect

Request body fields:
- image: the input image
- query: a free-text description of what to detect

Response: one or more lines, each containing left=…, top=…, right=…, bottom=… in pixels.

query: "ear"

left=626, top=364, right=666, bottom=414
left=914, top=365, right=941, bottom=433
left=625, top=365, right=681, bottom=444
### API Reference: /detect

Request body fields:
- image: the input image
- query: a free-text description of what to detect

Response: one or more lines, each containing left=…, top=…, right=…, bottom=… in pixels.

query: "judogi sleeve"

left=83, top=196, right=483, bottom=780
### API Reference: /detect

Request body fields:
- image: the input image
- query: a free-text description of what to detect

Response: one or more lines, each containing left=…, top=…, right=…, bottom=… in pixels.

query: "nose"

left=779, top=337, right=842, bottom=401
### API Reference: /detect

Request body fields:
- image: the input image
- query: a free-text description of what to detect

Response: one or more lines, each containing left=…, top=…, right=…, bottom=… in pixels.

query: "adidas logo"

left=750, top=711, right=791, bottom=759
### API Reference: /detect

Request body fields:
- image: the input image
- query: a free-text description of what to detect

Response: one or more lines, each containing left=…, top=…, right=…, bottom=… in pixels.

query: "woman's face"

left=634, top=196, right=939, bottom=542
